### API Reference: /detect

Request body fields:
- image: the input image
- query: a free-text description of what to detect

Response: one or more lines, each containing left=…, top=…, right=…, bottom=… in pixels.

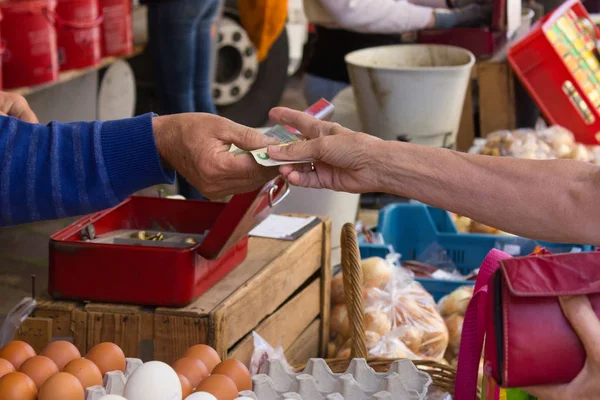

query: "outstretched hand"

left=266, top=107, right=383, bottom=193
left=153, top=113, right=280, bottom=199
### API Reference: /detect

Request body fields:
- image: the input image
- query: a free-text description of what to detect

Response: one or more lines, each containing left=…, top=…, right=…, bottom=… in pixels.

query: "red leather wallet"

left=455, top=250, right=600, bottom=399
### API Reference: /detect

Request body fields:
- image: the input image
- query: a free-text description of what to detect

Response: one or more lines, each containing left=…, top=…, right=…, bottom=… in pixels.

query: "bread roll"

left=330, top=304, right=350, bottom=339
left=365, top=310, right=392, bottom=336
left=438, top=286, right=474, bottom=317
left=362, top=257, right=392, bottom=289
left=331, top=272, right=345, bottom=305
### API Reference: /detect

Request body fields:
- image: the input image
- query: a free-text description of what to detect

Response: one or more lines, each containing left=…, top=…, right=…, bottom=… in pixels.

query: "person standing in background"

left=302, top=0, right=491, bottom=104
left=145, top=0, right=222, bottom=199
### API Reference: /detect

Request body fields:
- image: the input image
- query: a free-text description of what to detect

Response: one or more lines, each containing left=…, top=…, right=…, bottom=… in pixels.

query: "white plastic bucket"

left=511, top=7, right=535, bottom=44
left=345, top=44, right=475, bottom=148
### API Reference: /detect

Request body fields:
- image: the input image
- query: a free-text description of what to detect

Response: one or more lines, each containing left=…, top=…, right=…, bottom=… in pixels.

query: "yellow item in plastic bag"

left=238, top=0, right=288, bottom=62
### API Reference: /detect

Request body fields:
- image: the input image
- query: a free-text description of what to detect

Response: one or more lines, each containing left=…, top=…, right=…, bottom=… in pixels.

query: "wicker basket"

left=295, top=223, right=457, bottom=395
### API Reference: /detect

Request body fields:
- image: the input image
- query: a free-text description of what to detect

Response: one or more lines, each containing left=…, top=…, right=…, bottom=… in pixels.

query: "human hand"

left=524, top=296, right=600, bottom=400
left=152, top=113, right=280, bottom=199
left=0, top=92, right=38, bottom=123
left=265, top=107, right=383, bottom=193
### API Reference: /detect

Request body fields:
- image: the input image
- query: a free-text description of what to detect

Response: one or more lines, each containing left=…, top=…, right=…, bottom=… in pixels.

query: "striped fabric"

left=0, top=113, right=175, bottom=226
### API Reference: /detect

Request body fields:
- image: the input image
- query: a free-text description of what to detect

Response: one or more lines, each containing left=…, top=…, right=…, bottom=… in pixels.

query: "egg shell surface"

left=63, top=358, right=103, bottom=389
left=85, top=343, right=126, bottom=375
left=98, top=396, right=127, bottom=400
left=38, top=372, right=85, bottom=400
left=184, top=345, right=221, bottom=373
left=194, top=374, right=238, bottom=400
left=40, top=341, right=81, bottom=371
left=173, top=357, right=209, bottom=387
left=0, top=358, right=15, bottom=379
left=19, top=355, right=59, bottom=389
left=212, top=359, right=252, bottom=391
left=0, top=372, right=37, bottom=400
left=185, top=393, right=217, bottom=400
left=0, top=341, right=36, bottom=369
left=123, top=361, right=182, bottom=400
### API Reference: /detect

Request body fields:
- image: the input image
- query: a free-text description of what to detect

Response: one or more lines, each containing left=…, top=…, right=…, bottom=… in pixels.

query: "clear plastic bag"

left=362, top=268, right=450, bottom=362
left=250, top=331, right=292, bottom=375
left=416, top=243, right=463, bottom=280
left=0, top=297, right=37, bottom=348
left=479, top=129, right=557, bottom=160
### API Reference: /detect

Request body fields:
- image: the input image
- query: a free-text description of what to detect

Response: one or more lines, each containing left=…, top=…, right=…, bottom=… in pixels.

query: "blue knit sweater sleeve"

left=0, top=113, right=175, bottom=226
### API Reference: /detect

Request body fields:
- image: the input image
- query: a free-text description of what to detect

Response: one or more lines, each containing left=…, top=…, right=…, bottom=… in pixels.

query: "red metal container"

left=418, top=0, right=508, bottom=59
left=0, top=0, right=59, bottom=89
left=508, top=0, right=600, bottom=144
left=99, top=0, right=133, bottom=57
left=56, top=0, right=102, bottom=71
left=48, top=177, right=290, bottom=307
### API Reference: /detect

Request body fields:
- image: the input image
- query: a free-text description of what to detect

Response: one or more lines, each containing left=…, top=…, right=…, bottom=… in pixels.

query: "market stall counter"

left=14, top=216, right=331, bottom=367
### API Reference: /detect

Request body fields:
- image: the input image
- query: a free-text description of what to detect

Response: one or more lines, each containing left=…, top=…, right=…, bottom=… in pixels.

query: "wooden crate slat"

left=227, top=278, right=322, bottom=366
left=154, top=315, right=208, bottom=364
left=87, top=312, right=142, bottom=358
left=285, top=319, right=321, bottom=367
left=14, top=317, right=52, bottom=353
left=220, top=226, right=324, bottom=348
left=319, top=219, right=332, bottom=357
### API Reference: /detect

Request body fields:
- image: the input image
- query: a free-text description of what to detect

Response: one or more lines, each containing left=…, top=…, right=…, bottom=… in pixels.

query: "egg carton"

left=85, top=358, right=143, bottom=400
left=238, top=358, right=432, bottom=400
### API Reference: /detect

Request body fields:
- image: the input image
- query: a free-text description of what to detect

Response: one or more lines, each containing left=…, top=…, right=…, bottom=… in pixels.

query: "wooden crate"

left=457, top=60, right=517, bottom=151
left=17, top=217, right=331, bottom=366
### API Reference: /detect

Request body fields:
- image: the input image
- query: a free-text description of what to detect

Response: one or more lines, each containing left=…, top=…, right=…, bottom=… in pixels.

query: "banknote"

left=230, top=98, right=333, bottom=166
left=250, top=143, right=314, bottom=167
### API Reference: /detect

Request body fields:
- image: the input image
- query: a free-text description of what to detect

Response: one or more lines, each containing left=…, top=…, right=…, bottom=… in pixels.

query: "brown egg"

left=40, top=341, right=81, bottom=371
left=184, top=344, right=221, bottom=373
left=0, top=341, right=36, bottom=369
left=0, top=372, right=37, bottom=400
left=63, top=358, right=102, bottom=389
left=84, top=342, right=126, bottom=375
left=19, top=355, right=59, bottom=389
left=0, top=358, right=15, bottom=379
left=173, top=357, right=209, bottom=388
left=194, top=374, right=238, bottom=400
left=38, top=372, right=84, bottom=400
left=212, top=359, right=252, bottom=391
left=178, top=373, right=193, bottom=398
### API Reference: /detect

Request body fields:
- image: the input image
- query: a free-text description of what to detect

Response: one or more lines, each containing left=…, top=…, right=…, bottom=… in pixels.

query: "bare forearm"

left=376, top=141, right=600, bottom=245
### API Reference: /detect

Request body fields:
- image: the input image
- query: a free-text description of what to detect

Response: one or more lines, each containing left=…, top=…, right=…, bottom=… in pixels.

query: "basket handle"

left=340, top=223, right=368, bottom=358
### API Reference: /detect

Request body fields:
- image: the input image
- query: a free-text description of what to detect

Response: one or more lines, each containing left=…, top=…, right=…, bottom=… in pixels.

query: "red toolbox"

left=417, top=0, right=515, bottom=59
left=508, top=0, right=600, bottom=144
left=48, top=177, right=290, bottom=307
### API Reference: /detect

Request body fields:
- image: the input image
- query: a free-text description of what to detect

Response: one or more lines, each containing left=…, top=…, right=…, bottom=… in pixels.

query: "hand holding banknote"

left=265, top=107, right=384, bottom=193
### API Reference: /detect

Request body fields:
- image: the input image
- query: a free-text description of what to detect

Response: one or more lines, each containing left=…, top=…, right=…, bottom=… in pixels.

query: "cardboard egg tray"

left=85, top=358, right=143, bottom=399
left=238, top=358, right=432, bottom=400
left=85, top=358, right=431, bottom=400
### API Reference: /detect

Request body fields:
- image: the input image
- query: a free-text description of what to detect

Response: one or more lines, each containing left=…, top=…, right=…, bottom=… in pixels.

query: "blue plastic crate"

left=359, top=203, right=593, bottom=300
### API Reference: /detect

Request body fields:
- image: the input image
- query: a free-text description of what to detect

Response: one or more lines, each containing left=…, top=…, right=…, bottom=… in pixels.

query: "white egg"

left=185, top=393, right=218, bottom=400
left=99, top=396, right=127, bottom=400
left=123, top=361, right=182, bottom=400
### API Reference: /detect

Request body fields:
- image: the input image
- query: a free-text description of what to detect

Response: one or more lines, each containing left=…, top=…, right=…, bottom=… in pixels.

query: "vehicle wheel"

left=214, top=10, right=289, bottom=127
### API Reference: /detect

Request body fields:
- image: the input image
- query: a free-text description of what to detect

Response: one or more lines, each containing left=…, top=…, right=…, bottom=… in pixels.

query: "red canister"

left=0, top=0, right=59, bottom=89
left=99, top=0, right=133, bottom=57
left=56, top=0, right=103, bottom=71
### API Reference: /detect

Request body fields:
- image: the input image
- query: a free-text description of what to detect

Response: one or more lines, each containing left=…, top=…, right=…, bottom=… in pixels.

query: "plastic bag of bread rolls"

left=362, top=268, right=449, bottom=362
left=437, top=285, right=473, bottom=318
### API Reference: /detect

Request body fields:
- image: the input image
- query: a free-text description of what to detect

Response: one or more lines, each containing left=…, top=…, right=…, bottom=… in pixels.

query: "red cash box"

left=48, top=177, right=290, bottom=307
left=508, top=0, right=600, bottom=144
left=417, top=0, right=511, bottom=58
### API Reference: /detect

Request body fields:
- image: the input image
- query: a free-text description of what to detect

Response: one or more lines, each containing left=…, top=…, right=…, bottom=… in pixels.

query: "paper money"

left=229, top=124, right=302, bottom=155
left=250, top=143, right=314, bottom=167
left=229, top=98, right=334, bottom=166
